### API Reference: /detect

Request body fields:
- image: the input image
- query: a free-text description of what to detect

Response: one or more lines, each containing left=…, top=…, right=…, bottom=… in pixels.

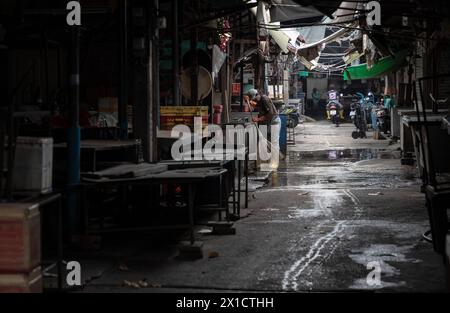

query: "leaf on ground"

left=208, top=251, right=219, bottom=258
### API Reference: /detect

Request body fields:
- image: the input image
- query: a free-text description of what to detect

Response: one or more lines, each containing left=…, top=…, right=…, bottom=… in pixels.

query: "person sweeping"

left=245, top=89, right=282, bottom=169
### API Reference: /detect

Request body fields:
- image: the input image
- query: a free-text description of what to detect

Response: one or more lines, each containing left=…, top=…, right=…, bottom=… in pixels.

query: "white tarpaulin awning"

left=249, top=0, right=294, bottom=54
left=246, top=1, right=357, bottom=70
left=296, top=27, right=348, bottom=50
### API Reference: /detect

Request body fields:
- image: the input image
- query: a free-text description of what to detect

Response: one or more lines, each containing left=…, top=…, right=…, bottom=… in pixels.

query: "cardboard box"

left=0, top=203, right=41, bottom=273
left=0, top=266, right=42, bottom=293
left=98, top=97, right=119, bottom=119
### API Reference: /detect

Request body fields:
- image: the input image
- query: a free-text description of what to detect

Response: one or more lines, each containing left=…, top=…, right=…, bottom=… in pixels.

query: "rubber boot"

left=326, top=110, right=330, bottom=119
left=339, top=110, right=344, bottom=120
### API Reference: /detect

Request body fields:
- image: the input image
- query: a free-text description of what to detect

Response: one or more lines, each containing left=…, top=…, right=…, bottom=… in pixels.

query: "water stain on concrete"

left=348, top=244, right=421, bottom=290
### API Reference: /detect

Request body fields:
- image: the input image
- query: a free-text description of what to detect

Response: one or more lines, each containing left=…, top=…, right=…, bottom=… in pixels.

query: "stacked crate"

left=0, top=203, right=42, bottom=293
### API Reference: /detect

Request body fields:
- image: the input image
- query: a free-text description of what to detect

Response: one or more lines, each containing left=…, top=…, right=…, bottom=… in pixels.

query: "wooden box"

left=0, top=266, right=42, bottom=293
left=0, top=203, right=41, bottom=273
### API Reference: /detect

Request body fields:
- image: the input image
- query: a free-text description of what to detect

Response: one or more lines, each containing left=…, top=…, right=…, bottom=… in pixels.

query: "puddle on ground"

left=263, top=148, right=416, bottom=189
left=286, top=190, right=343, bottom=219
left=287, top=148, right=400, bottom=162
left=348, top=244, right=421, bottom=290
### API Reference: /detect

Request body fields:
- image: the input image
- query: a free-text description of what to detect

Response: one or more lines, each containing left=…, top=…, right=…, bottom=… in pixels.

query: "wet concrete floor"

left=76, top=121, right=447, bottom=292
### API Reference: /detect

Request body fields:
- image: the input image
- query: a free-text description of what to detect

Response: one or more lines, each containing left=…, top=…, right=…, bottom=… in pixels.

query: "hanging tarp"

left=296, top=21, right=327, bottom=44
left=296, top=27, right=348, bottom=50
left=326, top=1, right=363, bottom=24
left=291, top=0, right=342, bottom=18
left=248, top=1, right=295, bottom=54
left=343, top=50, right=408, bottom=81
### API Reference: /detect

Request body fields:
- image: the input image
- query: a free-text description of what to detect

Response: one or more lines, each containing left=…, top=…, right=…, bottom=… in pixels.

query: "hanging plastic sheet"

left=269, top=0, right=326, bottom=23
left=212, top=45, right=227, bottom=82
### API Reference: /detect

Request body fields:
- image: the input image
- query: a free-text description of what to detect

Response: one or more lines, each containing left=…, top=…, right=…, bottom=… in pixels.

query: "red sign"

left=232, top=83, right=241, bottom=96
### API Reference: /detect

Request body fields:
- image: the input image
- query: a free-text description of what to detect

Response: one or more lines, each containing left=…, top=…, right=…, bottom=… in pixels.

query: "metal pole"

left=67, top=26, right=81, bottom=236
left=240, top=62, right=244, bottom=112
left=173, top=0, right=180, bottom=106
left=255, top=20, right=260, bottom=91
left=119, top=0, right=129, bottom=139
left=54, top=44, right=62, bottom=115
left=147, top=2, right=154, bottom=163
left=152, top=0, right=160, bottom=161
left=6, top=96, right=14, bottom=200
left=190, top=29, right=198, bottom=105
left=43, top=31, right=50, bottom=108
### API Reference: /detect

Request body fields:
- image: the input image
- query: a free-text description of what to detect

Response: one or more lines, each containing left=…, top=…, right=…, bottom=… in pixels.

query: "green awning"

left=343, top=50, right=408, bottom=81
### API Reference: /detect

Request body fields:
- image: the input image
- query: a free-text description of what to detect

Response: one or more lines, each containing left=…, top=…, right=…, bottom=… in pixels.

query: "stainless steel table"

left=81, top=167, right=227, bottom=244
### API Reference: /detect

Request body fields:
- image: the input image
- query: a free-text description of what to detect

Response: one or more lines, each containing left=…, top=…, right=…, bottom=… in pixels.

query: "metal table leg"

left=238, top=160, right=242, bottom=217
left=218, top=174, right=223, bottom=221
left=56, top=195, right=63, bottom=291
left=188, top=183, right=196, bottom=245
left=82, top=185, right=89, bottom=235
left=225, top=177, right=230, bottom=222
left=245, top=149, right=249, bottom=209
left=232, top=161, right=236, bottom=215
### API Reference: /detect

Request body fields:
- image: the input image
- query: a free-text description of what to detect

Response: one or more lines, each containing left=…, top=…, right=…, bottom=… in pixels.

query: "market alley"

left=75, top=121, right=447, bottom=293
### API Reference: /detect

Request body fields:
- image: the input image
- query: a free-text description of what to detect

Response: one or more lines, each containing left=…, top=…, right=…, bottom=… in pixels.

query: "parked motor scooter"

left=364, top=92, right=376, bottom=127
left=350, top=100, right=367, bottom=138
left=376, top=105, right=390, bottom=133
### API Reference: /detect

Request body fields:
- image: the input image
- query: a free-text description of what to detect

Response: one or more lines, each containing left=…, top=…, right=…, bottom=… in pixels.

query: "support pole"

left=131, top=1, right=151, bottom=162
left=190, top=29, right=198, bottom=105
left=172, top=0, right=180, bottom=106
left=240, top=62, right=244, bottom=112
left=119, top=0, right=129, bottom=139
left=67, top=26, right=81, bottom=237
left=151, top=0, right=160, bottom=162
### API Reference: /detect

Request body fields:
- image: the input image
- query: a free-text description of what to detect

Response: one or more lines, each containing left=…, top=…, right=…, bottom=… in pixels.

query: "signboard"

left=298, top=71, right=309, bottom=77
left=232, top=83, right=241, bottom=96
left=160, top=106, right=209, bottom=130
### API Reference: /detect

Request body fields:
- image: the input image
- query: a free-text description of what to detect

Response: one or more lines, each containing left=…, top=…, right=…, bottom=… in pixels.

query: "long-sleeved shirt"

left=257, top=95, right=278, bottom=124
